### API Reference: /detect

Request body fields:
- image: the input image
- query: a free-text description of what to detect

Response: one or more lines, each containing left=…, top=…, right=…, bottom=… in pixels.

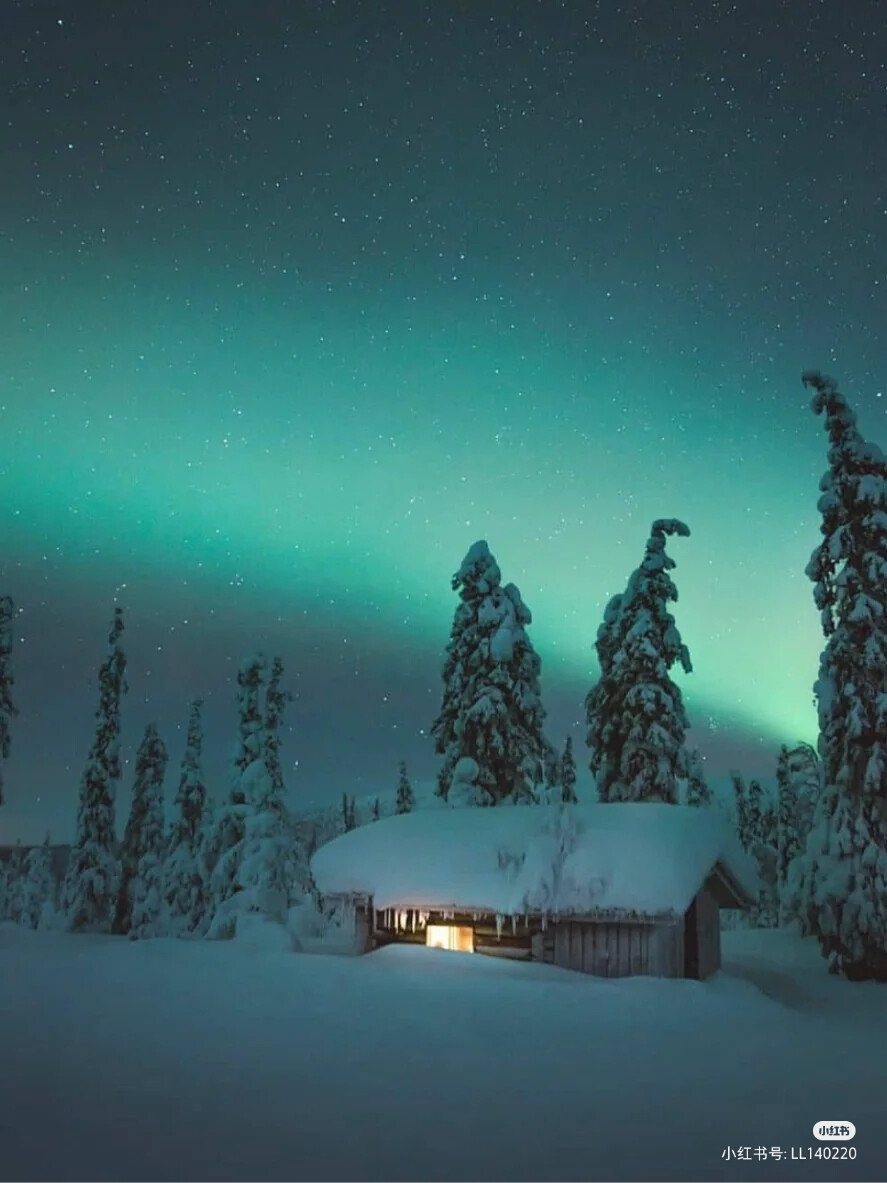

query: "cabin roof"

left=311, top=803, right=759, bottom=917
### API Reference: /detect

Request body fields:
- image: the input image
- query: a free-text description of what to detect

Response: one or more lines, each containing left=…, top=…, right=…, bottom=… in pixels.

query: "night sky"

left=2, top=0, right=886, bottom=843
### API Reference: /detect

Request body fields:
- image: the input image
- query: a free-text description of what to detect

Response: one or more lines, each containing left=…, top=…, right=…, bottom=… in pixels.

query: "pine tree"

left=62, top=607, right=128, bottom=933
left=585, top=520, right=694, bottom=804
left=0, top=595, right=17, bottom=809
left=164, top=699, right=210, bottom=935
left=396, top=760, right=415, bottom=814
left=20, top=836, right=56, bottom=930
left=560, top=737, right=578, bottom=804
left=205, top=654, right=265, bottom=938
left=798, top=371, right=887, bottom=978
left=431, top=540, right=556, bottom=805
left=115, top=723, right=168, bottom=938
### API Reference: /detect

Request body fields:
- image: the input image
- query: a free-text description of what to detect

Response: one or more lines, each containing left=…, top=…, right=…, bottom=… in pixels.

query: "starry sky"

left=2, top=0, right=886, bottom=843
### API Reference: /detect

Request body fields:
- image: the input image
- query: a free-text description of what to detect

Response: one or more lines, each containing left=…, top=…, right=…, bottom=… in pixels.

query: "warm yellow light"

left=426, top=924, right=474, bottom=953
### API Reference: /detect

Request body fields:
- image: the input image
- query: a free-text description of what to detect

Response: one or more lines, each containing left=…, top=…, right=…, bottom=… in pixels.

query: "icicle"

left=511, top=914, right=517, bottom=936
left=495, top=913, right=504, bottom=939
left=411, top=910, right=416, bottom=933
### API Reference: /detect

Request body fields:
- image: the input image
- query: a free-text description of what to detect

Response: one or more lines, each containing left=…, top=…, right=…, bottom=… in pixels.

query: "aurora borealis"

left=2, top=0, right=886, bottom=842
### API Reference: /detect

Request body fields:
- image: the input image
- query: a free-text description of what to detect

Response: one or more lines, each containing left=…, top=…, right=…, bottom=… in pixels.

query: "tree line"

left=0, top=371, right=885, bottom=978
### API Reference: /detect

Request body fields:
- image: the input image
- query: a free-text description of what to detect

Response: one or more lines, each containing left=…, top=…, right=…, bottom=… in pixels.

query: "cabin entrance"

left=426, top=924, right=475, bottom=953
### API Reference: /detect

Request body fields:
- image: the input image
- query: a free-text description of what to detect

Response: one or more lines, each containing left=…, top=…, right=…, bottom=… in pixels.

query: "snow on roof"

left=311, top=803, right=759, bottom=918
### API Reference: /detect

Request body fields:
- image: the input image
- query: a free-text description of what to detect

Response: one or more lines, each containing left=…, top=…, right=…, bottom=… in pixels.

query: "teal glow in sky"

left=2, top=0, right=886, bottom=840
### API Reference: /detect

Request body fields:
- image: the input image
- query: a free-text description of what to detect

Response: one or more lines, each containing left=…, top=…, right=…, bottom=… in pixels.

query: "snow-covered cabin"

left=311, top=804, right=758, bottom=980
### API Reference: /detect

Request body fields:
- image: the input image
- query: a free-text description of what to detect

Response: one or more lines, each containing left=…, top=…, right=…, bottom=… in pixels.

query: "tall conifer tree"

left=559, top=737, right=578, bottom=804
left=164, top=699, right=210, bottom=934
left=431, top=540, right=556, bottom=805
left=115, top=723, right=168, bottom=938
left=63, top=607, right=128, bottom=932
left=0, top=595, right=17, bottom=808
left=396, top=760, right=415, bottom=814
left=205, top=654, right=265, bottom=937
left=585, top=520, right=694, bottom=804
left=798, top=371, right=887, bottom=977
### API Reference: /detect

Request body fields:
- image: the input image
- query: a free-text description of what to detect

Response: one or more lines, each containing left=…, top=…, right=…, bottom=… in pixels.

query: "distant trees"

left=115, top=723, right=168, bottom=939
left=0, top=595, right=16, bottom=809
left=431, top=540, right=556, bottom=805
left=341, top=792, right=357, bottom=831
left=795, top=372, right=887, bottom=979
left=684, top=751, right=712, bottom=807
left=1, top=846, right=25, bottom=923
left=559, top=737, right=578, bottom=804
left=20, top=836, right=56, bottom=929
left=775, top=741, right=821, bottom=926
left=62, top=607, right=128, bottom=933
left=585, top=520, right=695, bottom=805
left=731, top=773, right=778, bottom=926
left=396, top=761, right=415, bottom=814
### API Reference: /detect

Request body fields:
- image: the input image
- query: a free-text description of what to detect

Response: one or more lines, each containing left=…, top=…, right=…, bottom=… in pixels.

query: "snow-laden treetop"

left=452, top=539, right=502, bottom=599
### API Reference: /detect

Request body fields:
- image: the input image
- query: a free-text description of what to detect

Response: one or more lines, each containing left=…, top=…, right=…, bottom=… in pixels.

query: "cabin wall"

left=694, top=888, right=721, bottom=979
left=354, top=905, right=374, bottom=953
left=356, top=901, right=705, bottom=980
left=551, top=919, right=683, bottom=979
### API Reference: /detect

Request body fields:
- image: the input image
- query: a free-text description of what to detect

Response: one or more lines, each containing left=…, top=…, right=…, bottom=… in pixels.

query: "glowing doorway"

left=426, top=924, right=475, bottom=953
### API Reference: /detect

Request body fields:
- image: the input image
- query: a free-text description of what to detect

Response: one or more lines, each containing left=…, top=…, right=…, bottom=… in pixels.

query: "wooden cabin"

left=312, top=804, right=757, bottom=981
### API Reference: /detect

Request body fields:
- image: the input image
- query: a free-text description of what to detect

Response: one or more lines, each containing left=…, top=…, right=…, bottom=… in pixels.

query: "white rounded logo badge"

left=813, top=1121, right=856, bottom=1141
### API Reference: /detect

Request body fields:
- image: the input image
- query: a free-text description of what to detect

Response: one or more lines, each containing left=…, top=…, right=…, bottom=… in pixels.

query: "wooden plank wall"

left=552, top=919, right=683, bottom=979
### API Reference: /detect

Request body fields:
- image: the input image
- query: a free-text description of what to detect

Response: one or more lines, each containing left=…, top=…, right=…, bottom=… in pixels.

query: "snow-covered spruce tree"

left=732, top=773, right=779, bottom=926
left=799, top=371, right=887, bottom=978
left=560, top=736, right=578, bottom=804
left=585, top=520, right=693, bottom=804
left=685, top=750, right=712, bottom=806
left=62, top=607, right=128, bottom=933
left=341, top=792, right=356, bottom=832
left=431, top=540, right=556, bottom=805
left=777, top=742, right=821, bottom=927
left=115, top=723, right=168, bottom=938
left=164, top=699, right=210, bottom=935
left=2, top=846, right=25, bottom=923
left=20, top=836, right=56, bottom=930
left=235, top=655, right=294, bottom=926
left=205, top=654, right=265, bottom=938
left=263, top=656, right=304, bottom=906
left=396, top=760, right=415, bottom=814
left=0, top=595, right=17, bottom=809
left=0, top=858, right=9, bottom=921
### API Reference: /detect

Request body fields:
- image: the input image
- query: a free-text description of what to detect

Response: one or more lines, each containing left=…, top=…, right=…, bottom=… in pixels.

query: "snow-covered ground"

left=1, top=923, right=884, bottom=1182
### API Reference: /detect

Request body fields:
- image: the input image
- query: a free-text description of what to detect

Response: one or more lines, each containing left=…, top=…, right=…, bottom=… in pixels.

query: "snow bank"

left=311, top=803, right=758, bottom=917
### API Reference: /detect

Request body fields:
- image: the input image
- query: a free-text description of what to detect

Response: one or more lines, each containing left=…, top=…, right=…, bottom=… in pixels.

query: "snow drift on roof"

left=311, top=803, right=758, bottom=918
